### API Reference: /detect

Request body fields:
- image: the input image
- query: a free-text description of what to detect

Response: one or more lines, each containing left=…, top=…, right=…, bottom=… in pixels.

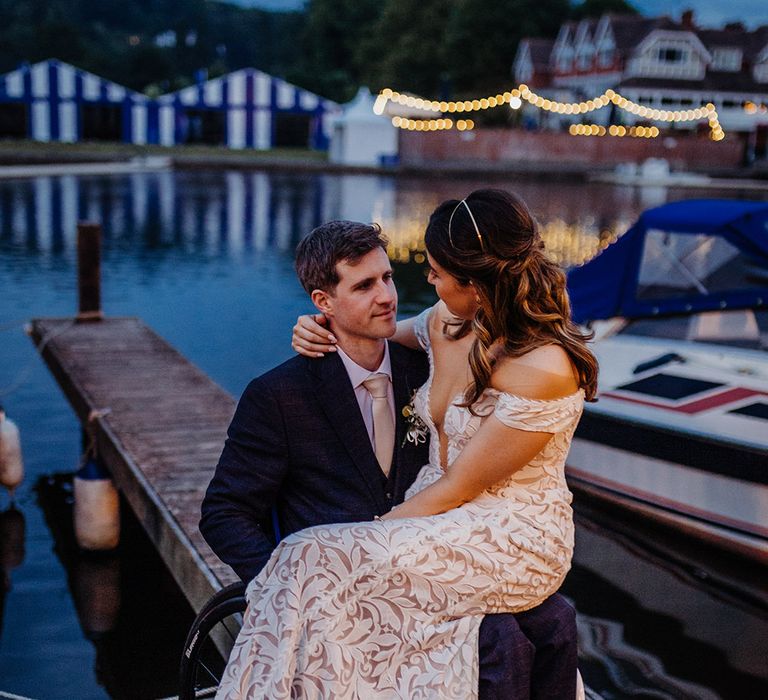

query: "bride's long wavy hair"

left=424, top=188, right=598, bottom=406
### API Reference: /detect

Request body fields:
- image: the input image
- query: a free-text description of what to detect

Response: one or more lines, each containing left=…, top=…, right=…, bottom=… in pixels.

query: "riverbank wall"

left=398, top=129, right=745, bottom=175
left=0, top=137, right=763, bottom=180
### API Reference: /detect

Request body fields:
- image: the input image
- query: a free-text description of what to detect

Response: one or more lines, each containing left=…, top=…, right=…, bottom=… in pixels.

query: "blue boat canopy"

left=567, top=199, right=768, bottom=323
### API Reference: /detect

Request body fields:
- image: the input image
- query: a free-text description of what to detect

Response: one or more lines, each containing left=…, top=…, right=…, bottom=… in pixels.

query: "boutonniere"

left=401, top=391, right=429, bottom=447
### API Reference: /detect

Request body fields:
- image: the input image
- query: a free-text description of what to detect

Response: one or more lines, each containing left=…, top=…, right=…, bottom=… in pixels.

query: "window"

left=557, top=49, right=573, bottom=72
left=658, top=47, right=685, bottom=63
left=598, top=48, right=614, bottom=67
left=711, top=48, right=742, bottom=72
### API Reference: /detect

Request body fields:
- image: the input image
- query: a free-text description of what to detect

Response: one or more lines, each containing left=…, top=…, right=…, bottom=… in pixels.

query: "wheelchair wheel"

left=179, top=582, right=247, bottom=700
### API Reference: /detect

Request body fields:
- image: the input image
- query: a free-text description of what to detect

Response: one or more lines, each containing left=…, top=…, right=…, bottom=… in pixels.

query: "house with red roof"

left=513, top=11, right=768, bottom=158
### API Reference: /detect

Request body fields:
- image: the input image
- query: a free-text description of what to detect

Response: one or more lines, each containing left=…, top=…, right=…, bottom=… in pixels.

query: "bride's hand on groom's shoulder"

left=292, top=313, right=337, bottom=357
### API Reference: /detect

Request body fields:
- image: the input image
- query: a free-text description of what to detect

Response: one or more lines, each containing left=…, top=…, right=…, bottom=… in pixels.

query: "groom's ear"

left=310, top=288, right=334, bottom=316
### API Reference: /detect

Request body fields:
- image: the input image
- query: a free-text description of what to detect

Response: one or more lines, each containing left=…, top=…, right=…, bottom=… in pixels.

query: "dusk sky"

left=234, top=1, right=768, bottom=29
left=636, top=0, right=768, bottom=28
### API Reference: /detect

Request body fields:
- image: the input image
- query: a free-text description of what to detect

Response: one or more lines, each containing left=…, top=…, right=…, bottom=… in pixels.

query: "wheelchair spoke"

left=196, top=658, right=221, bottom=686
left=223, top=621, right=238, bottom=643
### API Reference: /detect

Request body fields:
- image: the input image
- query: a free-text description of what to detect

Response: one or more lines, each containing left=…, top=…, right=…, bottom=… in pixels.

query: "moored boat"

left=566, top=199, right=768, bottom=562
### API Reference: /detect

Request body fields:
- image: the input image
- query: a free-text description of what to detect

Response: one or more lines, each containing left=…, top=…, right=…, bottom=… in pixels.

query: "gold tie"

left=362, top=373, right=395, bottom=476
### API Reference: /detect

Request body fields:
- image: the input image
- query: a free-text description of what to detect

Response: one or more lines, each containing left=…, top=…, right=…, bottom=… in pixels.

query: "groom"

left=201, top=220, right=577, bottom=699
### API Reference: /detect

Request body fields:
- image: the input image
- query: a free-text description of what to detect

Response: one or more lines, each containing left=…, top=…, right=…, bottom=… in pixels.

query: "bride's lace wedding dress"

left=215, top=311, right=584, bottom=699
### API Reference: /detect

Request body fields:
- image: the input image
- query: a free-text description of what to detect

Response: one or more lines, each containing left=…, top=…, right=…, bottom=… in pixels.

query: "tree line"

left=0, top=0, right=635, bottom=103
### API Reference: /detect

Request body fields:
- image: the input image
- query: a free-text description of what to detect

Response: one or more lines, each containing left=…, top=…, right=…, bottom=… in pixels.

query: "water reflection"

left=0, top=506, right=25, bottom=644
left=35, top=474, right=191, bottom=699
left=567, top=500, right=768, bottom=699
left=2, top=170, right=751, bottom=269
left=0, top=171, right=329, bottom=258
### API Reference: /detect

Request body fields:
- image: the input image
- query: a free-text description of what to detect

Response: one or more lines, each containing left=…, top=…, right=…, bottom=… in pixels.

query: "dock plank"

left=31, top=317, right=240, bottom=613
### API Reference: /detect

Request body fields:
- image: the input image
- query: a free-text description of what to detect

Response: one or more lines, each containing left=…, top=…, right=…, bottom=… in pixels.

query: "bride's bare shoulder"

left=491, top=345, right=579, bottom=400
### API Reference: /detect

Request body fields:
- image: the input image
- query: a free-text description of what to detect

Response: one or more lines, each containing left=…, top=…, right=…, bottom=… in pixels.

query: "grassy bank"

left=0, top=140, right=328, bottom=166
left=0, top=138, right=586, bottom=180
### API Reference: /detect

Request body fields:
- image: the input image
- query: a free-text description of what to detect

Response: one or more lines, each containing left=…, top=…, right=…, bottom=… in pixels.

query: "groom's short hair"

left=295, top=220, right=388, bottom=294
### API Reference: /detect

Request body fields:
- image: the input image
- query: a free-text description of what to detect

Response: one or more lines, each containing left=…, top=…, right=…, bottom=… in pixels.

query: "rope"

left=0, top=320, right=76, bottom=397
left=0, top=690, right=40, bottom=700
left=0, top=319, right=29, bottom=333
left=77, top=407, right=112, bottom=469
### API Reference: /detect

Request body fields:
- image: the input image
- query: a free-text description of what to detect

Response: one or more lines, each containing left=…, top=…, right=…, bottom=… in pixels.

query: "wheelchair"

left=178, top=581, right=247, bottom=700
left=180, top=511, right=282, bottom=698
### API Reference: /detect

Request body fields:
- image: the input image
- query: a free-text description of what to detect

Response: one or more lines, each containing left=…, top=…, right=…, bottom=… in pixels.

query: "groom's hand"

left=292, top=313, right=338, bottom=357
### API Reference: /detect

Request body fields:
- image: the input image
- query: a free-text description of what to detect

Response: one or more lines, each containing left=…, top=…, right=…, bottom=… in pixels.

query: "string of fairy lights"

left=373, top=85, right=726, bottom=140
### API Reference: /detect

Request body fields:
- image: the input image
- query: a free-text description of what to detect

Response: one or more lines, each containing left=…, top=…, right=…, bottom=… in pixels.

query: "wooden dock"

left=30, top=316, right=239, bottom=613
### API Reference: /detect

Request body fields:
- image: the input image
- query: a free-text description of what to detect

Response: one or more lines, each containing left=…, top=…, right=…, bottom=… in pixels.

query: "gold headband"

left=447, top=199, right=484, bottom=251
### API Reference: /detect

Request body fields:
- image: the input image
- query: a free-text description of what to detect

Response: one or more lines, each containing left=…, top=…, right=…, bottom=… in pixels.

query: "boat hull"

left=568, top=412, right=768, bottom=563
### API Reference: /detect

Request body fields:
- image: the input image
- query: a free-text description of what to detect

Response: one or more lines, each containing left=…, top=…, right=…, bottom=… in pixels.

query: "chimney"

left=681, top=9, right=695, bottom=29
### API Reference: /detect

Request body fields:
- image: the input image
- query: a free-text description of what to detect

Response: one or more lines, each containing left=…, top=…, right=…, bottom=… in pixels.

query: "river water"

left=0, top=169, right=765, bottom=699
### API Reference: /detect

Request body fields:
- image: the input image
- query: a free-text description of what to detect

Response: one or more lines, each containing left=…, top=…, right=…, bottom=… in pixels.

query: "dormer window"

left=556, top=48, right=574, bottom=73
left=755, top=55, right=768, bottom=83
left=658, top=47, right=686, bottom=63
left=711, top=48, right=742, bottom=71
left=598, top=48, right=614, bottom=67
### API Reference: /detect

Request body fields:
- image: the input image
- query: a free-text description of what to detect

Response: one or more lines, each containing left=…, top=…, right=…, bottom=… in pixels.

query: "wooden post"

left=77, top=222, right=103, bottom=322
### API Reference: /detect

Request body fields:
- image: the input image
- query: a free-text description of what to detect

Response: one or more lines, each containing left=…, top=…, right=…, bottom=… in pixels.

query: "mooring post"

left=77, top=222, right=103, bottom=322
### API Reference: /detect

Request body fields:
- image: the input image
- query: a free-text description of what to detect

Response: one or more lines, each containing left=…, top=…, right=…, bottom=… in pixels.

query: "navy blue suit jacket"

left=200, top=341, right=430, bottom=582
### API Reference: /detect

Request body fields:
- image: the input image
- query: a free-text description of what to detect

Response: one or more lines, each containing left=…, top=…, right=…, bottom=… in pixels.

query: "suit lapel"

left=389, top=342, right=415, bottom=465
left=389, top=341, right=429, bottom=501
left=309, top=354, right=387, bottom=510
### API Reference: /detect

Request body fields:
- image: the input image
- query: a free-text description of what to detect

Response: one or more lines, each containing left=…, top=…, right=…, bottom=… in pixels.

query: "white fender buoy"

left=74, top=457, right=120, bottom=551
left=0, top=405, right=24, bottom=496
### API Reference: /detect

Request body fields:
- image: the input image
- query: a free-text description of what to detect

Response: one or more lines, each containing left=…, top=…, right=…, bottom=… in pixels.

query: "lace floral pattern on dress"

left=215, top=307, right=583, bottom=700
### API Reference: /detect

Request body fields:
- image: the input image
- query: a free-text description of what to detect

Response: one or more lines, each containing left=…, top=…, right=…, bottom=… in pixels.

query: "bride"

left=216, top=188, right=597, bottom=699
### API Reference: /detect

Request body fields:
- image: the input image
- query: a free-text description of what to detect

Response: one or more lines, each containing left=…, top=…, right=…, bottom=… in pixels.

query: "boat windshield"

left=636, top=229, right=768, bottom=302
left=621, top=309, right=768, bottom=350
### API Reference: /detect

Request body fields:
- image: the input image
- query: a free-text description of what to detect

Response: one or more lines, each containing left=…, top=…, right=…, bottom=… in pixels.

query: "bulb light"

left=391, top=117, right=455, bottom=131
left=375, top=85, right=727, bottom=138
left=571, top=123, right=661, bottom=138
